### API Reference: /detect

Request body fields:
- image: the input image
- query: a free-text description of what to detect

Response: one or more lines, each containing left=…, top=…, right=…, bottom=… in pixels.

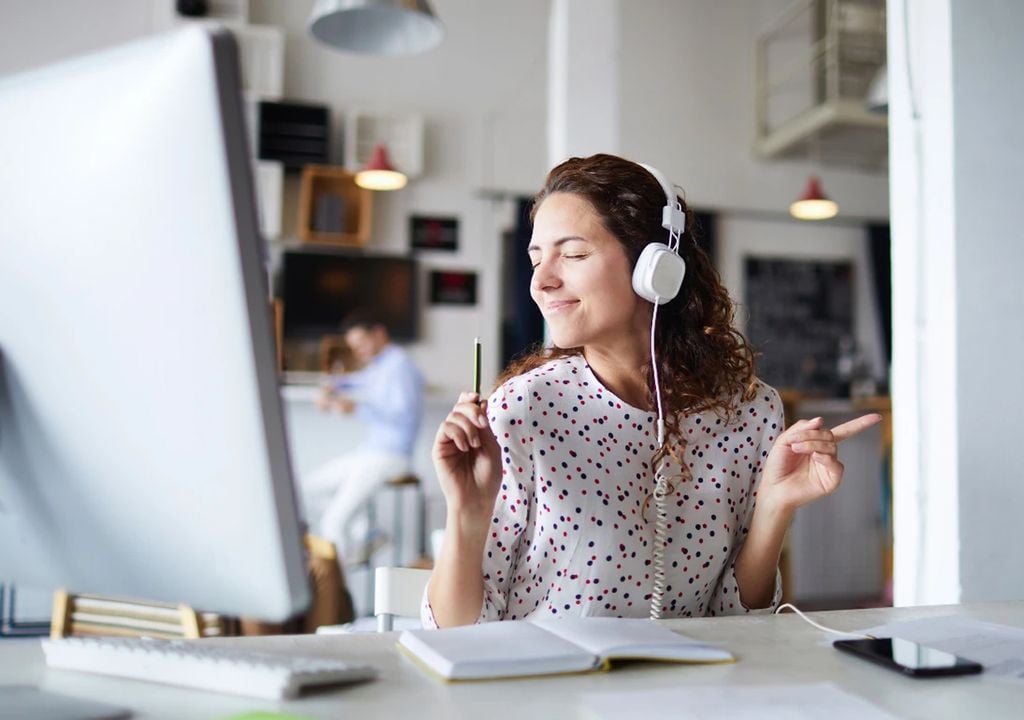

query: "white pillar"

left=890, top=0, right=1024, bottom=605
left=547, top=0, right=621, bottom=167
left=949, top=0, right=1024, bottom=602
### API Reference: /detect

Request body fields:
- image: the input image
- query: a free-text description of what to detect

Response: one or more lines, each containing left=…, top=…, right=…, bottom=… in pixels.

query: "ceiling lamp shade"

left=355, top=144, right=408, bottom=190
left=789, top=175, right=838, bottom=220
left=309, top=0, right=445, bottom=56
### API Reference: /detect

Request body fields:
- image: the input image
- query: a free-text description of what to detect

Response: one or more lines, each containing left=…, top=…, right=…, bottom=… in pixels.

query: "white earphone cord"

left=648, top=205, right=682, bottom=449
left=775, top=603, right=875, bottom=639
left=649, top=200, right=682, bottom=620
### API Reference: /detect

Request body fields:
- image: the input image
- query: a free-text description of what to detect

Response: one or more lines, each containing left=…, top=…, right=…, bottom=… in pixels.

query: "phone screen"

left=833, top=638, right=983, bottom=677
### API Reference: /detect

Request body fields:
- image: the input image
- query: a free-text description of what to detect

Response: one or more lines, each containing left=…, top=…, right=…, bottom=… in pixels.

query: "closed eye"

left=527, top=236, right=592, bottom=267
left=531, top=254, right=587, bottom=269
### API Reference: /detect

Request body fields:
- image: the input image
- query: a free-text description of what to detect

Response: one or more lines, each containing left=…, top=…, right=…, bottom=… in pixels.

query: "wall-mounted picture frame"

left=429, top=270, right=477, bottom=306
left=411, top=215, right=459, bottom=252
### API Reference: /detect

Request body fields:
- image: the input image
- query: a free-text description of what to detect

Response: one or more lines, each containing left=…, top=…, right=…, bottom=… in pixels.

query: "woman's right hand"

left=432, top=392, right=502, bottom=524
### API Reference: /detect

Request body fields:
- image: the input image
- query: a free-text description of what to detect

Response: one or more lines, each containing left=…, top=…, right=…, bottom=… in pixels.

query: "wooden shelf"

left=297, top=165, right=373, bottom=246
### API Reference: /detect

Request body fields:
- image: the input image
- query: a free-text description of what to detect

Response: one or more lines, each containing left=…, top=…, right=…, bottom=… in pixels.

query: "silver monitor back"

left=0, top=28, right=310, bottom=620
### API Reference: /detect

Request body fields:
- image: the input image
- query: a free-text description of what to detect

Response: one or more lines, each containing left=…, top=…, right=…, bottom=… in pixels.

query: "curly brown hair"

left=495, top=153, right=758, bottom=466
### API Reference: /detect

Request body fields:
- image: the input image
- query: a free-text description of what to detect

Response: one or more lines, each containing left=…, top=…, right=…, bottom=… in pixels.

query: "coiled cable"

left=649, top=462, right=670, bottom=619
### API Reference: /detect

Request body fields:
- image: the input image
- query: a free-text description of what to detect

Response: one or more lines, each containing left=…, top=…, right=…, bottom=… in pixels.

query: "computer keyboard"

left=42, top=636, right=378, bottom=700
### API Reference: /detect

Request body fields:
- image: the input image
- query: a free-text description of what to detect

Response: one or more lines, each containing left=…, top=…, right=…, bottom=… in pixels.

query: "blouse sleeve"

left=707, top=385, right=786, bottom=616
left=420, top=379, right=535, bottom=628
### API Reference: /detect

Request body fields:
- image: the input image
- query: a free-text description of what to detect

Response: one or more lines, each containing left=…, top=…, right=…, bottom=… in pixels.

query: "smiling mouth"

left=545, top=300, right=579, bottom=313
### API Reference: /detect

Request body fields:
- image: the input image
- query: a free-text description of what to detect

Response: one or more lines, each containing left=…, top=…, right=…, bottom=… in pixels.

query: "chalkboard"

left=744, top=257, right=854, bottom=394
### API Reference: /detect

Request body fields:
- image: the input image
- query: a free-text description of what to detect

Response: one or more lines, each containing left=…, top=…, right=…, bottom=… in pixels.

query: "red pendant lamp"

left=789, top=175, right=838, bottom=220
left=355, top=144, right=408, bottom=190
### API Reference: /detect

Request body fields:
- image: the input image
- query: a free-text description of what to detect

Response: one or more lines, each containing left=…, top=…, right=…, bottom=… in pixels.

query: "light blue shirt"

left=332, top=344, right=424, bottom=457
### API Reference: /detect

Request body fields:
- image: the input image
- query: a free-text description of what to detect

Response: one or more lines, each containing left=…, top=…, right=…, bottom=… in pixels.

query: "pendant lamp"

left=309, top=0, right=445, bottom=56
left=789, top=175, right=838, bottom=220
left=355, top=144, right=408, bottom=190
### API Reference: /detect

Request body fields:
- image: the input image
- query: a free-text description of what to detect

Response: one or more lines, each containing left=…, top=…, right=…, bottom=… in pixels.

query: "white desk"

left=3, top=602, right=1021, bottom=719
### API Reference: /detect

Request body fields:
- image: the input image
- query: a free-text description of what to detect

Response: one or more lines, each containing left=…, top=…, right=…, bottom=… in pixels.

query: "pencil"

left=473, top=337, right=481, bottom=396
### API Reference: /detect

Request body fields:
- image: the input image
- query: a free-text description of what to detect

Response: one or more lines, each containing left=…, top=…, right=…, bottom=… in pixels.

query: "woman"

left=425, top=154, right=879, bottom=627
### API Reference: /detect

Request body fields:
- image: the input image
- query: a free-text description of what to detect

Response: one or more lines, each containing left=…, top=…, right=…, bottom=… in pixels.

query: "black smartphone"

left=833, top=638, right=983, bottom=677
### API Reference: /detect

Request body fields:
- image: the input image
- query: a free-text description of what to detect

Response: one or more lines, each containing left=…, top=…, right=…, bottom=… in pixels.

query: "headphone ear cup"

left=632, top=243, right=686, bottom=305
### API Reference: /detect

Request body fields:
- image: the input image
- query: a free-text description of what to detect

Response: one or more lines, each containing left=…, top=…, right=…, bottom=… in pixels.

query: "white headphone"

left=632, top=163, right=686, bottom=622
left=631, top=163, right=687, bottom=304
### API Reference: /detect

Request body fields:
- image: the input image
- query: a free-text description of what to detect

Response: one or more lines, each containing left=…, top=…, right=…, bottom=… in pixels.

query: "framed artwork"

left=411, top=215, right=459, bottom=252
left=429, top=270, right=477, bottom=306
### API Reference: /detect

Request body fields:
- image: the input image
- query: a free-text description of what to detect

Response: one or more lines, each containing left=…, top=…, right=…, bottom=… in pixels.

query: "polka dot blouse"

left=422, top=353, right=784, bottom=627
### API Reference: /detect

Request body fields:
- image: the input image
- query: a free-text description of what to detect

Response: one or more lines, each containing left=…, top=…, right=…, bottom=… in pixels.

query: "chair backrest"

left=239, top=534, right=355, bottom=635
left=373, top=567, right=431, bottom=632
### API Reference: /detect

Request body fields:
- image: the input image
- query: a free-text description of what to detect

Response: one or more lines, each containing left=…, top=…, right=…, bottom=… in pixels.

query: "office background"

left=1, top=0, right=1020, bottom=619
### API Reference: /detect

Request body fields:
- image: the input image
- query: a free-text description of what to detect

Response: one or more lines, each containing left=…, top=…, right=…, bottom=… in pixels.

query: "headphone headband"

left=631, top=162, right=687, bottom=306
left=637, top=163, right=686, bottom=236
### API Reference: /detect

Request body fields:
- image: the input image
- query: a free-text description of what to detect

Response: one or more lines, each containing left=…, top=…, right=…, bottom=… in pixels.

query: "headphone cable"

left=775, top=603, right=876, bottom=639
left=648, top=196, right=683, bottom=620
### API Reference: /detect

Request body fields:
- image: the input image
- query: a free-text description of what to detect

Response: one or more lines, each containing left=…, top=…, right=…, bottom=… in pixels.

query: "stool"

left=361, top=474, right=425, bottom=611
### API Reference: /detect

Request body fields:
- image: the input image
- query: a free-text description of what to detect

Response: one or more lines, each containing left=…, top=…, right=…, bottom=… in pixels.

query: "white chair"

left=373, top=567, right=431, bottom=632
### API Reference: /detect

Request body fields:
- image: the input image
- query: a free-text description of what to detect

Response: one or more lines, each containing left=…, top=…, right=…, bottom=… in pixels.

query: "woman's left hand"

left=758, top=413, right=883, bottom=514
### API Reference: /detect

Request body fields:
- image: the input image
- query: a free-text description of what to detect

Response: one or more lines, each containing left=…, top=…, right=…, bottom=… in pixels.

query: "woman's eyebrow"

left=527, top=236, right=589, bottom=253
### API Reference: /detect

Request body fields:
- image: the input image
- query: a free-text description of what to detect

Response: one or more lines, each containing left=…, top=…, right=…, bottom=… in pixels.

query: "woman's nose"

left=531, top=259, right=561, bottom=291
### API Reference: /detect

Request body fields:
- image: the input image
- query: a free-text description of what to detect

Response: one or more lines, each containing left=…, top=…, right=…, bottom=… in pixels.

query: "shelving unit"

left=754, top=0, right=887, bottom=169
left=297, top=165, right=373, bottom=246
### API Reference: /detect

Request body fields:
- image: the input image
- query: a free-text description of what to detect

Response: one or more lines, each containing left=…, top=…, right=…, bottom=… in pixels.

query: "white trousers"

left=301, top=451, right=409, bottom=559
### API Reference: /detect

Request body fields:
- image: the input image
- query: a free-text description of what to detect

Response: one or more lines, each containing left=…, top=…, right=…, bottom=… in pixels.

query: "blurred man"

left=302, top=310, right=424, bottom=565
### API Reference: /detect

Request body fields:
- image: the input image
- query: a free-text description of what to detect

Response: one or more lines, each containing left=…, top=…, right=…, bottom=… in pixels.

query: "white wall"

left=952, top=0, right=1024, bottom=603
left=618, top=0, right=889, bottom=219
left=890, top=0, right=1024, bottom=604
left=0, top=0, right=153, bottom=72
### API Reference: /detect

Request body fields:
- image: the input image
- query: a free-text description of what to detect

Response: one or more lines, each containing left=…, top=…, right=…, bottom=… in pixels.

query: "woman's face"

left=528, top=192, right=648, bottom=350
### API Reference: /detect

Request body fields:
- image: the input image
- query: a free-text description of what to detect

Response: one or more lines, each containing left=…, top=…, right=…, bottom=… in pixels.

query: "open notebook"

left=398, top=617, right=734, bottom=681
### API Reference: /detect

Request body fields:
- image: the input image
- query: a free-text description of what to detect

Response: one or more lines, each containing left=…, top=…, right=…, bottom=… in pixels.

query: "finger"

left=784, top=428, right=836, bottom=444
left=435, top=419, right=476, bottom=453
left=447, top=410, right=486, bottom=448
left=785, top=416, right=823, bottom=433
left=434, top=421, right=467, bottom=453
left=790, top=440, right=837, bottom=455
left=452, top=400, right=490, bottom=429
left=458, top=391, right=480, bottom=404
left=831, top=413, right=882, bottom=442
left=433, top=436, right=465, bottom=460
left=812, top=452, right=844, bottom=489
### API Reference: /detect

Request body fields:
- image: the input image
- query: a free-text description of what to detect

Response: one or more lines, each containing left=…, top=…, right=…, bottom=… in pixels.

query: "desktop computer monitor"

left=0, top=28, right=310, bottom=621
